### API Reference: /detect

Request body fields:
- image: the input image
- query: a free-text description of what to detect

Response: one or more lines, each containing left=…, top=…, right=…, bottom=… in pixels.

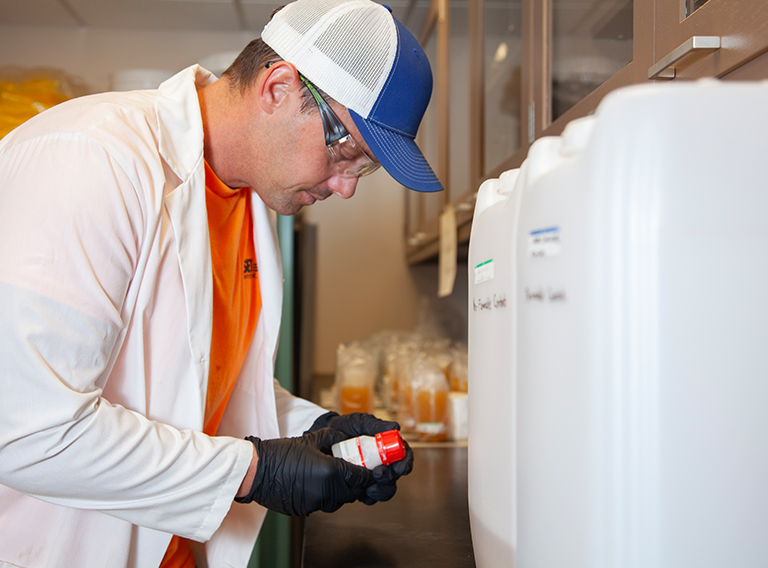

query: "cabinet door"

left=481, top=0, right=525, bottom=178
left=653, top=0, right=768, bottom=80
left=406, top=0, right=448, bottom=261
left=549, top=0, right=635, bottom=123
left=448, top=0, right=471, bottom=205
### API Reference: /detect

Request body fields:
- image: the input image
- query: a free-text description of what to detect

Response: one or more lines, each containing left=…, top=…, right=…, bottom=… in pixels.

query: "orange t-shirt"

left=160, top=162, right=261, bottom=568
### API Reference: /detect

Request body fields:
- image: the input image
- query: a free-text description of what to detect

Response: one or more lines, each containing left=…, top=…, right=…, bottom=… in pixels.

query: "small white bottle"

left=331, top=429, right=406, bottom=470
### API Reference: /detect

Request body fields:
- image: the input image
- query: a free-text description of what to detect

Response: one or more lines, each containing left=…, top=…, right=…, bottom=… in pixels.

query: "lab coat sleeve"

left=0, top=134, right=251, bottom=542
left=273, top=380, right=328, bottom=438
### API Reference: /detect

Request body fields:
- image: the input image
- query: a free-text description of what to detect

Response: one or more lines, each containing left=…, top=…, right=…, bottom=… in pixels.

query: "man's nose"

left=328, top=175, right=358, bottom=200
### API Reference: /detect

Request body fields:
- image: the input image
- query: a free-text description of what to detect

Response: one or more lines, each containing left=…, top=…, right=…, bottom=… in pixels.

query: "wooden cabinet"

left=405, top=0, right=768, bottom=264
left=653, top=0, right=768, bottom=80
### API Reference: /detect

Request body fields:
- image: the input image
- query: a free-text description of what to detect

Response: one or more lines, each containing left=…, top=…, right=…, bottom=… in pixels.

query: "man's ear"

left=258, top=61, right=302, bottom=115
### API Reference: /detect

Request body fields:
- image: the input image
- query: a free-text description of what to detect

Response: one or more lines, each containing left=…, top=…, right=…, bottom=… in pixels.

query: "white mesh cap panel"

left=280, top=0, right=339, bottom=35
left=261, top=0, right=397, bottom=118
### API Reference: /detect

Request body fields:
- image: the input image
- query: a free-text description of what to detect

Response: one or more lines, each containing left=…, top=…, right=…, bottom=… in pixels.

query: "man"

left=0, top=0, right=442, bottom=567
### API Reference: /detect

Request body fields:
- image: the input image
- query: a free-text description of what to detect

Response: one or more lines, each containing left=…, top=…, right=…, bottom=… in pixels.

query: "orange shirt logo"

left=244, top=259, right=257, bottom=278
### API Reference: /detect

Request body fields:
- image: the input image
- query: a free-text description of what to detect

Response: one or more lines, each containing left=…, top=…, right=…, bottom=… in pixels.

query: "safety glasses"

left=266, top=62, right=380, bottom=178
left=299, top=75, right=381, bottom=178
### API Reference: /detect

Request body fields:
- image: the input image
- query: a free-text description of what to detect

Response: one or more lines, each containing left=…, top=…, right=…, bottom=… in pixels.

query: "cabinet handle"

left=648, top=36, right=721, bottom=79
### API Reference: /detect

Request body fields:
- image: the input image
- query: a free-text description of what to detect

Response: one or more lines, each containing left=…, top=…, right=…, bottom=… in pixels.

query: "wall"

left=302, top=172, right=469, bottom=376
left=0, top=24, right=253, bottom=93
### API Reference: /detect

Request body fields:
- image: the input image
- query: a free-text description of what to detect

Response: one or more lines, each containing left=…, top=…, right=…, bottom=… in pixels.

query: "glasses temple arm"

left=299, top=75, right=348, bottom=146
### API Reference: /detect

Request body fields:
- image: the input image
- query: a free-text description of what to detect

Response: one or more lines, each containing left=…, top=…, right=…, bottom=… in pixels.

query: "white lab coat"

left=0, top=65, right=326, bottom=568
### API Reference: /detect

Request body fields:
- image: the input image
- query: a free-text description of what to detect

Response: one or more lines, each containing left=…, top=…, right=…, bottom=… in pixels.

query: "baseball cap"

left=261, top=0, right=443, bottom=193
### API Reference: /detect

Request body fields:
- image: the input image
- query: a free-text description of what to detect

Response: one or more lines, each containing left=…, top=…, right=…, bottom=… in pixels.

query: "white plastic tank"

left=467, top=168, right=522, bottom=567
left=468, top=80, right=768, bottom=567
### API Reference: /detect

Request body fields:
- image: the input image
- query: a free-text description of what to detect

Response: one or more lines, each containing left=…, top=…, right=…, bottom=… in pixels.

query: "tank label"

left=529, top=226, right=561, bottom=258
left=472, top=293, right=507, bottom=311
left=474, top=259, right=495, bottom=284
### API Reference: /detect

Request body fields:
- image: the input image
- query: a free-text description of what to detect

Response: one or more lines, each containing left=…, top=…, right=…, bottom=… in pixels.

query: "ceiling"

left=0, top=0, right=431, bottom=35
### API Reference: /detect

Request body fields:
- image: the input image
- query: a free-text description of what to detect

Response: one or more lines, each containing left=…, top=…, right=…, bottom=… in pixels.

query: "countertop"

left=301, top=443, right=476, bottom=568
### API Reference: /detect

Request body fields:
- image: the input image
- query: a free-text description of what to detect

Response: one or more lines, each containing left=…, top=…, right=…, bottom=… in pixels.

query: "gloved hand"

left=235, top=428, right=373, bottom=516
left=306, top=411, right=415, bottom=504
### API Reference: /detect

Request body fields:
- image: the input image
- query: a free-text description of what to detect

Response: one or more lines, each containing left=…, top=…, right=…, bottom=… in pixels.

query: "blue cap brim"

left=351, top=110, right=444, bottom=193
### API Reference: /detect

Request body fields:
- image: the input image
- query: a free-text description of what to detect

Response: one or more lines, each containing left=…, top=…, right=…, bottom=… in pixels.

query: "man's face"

left=248, top=94, right=376, bottom=216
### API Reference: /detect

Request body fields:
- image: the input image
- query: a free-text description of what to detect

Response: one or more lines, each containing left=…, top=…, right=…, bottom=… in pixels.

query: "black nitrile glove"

left=307, top=411, right=399, bottom=437
left=235, top=428, right=373, bottom=516
left=306, top=411, right=415, bottom=504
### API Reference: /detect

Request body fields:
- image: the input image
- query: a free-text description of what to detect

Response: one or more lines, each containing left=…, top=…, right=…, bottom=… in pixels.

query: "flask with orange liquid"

left=382, top=340, right=400, bottom=413
left=339, top=381, right=372, bottom=414
left=449, top=344, right=468, bottom=393
left=335, top=344, right=375, bottom=415
left=413, top=357, right=450, bottom=442
left=395, top=342, right=418, bottom=432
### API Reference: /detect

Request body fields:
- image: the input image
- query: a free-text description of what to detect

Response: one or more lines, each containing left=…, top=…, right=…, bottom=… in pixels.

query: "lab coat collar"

left=156, top=65, right=217, bottom=418
left=156, top=65, right=217, bottom=184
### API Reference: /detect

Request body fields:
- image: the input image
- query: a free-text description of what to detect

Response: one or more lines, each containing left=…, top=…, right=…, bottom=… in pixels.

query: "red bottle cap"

left=375, top=429, right=406, bottom=465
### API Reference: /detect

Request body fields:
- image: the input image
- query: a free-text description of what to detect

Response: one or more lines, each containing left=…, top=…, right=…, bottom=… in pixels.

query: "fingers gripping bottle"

left=331, top=429, right=406, bottom=470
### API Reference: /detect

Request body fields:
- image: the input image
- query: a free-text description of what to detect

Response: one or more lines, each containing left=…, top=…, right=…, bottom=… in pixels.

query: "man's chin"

left=275, top=202, right=305, bottom=215
left=264, top=188, right=325, bottom=215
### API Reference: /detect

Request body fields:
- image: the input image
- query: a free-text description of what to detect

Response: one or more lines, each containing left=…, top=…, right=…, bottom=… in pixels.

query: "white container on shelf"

left=111, top=69, right=174, bottom=91
left=467, top=167, right=521, bottom=568
left=468, top=80, right=768, bottom=568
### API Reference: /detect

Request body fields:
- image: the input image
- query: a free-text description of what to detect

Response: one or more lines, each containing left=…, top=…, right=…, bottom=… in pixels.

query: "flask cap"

left=375, top=429, right=406, bottom=465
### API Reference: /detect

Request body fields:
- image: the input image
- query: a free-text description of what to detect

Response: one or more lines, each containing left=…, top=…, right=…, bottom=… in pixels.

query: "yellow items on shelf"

left=0, top=67, right=87, bottom=139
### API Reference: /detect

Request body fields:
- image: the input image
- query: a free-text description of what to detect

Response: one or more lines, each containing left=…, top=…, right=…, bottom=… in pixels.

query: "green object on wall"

left=275, top=214, right=295, bottom=394
left=248, top=512, right=293, bottom=568
left=248, top=214, right=295, bottom=568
